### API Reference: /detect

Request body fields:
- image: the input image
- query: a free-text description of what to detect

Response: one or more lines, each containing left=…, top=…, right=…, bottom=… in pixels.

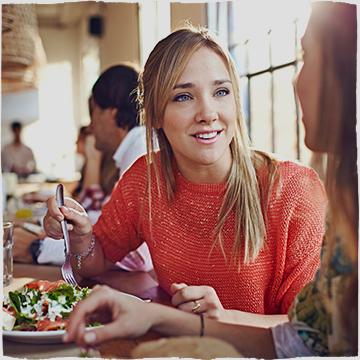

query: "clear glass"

left=3, top=221, right=14, bottom=286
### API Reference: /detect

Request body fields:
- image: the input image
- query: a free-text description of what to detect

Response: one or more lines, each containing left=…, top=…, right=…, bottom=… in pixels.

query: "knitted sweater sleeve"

left=92, top=163, right=144, bottom=264
left=274, top=164, right=327, bottom=313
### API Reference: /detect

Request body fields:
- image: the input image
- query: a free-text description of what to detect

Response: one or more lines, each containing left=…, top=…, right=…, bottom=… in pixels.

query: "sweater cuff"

left=271, top=322, right=314, bottom=358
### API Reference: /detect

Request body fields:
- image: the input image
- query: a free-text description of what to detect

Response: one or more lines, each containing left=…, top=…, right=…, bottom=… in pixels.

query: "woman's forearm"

left=221, top=309, right=288, bottom=328
left=150, top=303, right=276, bottom=359
left=207, top=319, right=277, bottom=358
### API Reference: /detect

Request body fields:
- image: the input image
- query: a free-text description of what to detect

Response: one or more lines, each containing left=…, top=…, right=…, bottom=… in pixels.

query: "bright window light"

left=80, top=49, right=100, bottom=124
left=138, top=0, right=171, bottom=66
left=208, top=0, right=312, bottom=164
left=24, top=62, right=77, bottom=179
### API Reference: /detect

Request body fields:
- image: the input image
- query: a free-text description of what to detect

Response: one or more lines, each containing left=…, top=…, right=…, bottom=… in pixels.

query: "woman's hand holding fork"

left=44, top=196, right=95, bottom=264
left=44, top=197, right=92, bottom=246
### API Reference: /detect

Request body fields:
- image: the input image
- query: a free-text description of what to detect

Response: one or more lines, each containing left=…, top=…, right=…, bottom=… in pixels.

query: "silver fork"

left=56, top=184, right=78, bottom=286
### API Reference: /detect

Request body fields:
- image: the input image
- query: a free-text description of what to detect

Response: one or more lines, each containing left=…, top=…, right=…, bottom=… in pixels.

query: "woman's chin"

left=304, top=136, right=327, bottom=153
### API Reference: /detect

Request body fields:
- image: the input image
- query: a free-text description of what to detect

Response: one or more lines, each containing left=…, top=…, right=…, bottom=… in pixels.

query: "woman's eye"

left=215, top=88, right=230, bottom=97
left=173, top=93, right=192, bottom=102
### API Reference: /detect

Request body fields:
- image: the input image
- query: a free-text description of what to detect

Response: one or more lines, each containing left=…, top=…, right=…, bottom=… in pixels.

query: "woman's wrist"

left=70, top=235, right=96, bottom=269
left=147, top=303, right=165, bottom=331
left=69, top=232, right=93, bottom=250
left=69, top=233, right=96, bottom=269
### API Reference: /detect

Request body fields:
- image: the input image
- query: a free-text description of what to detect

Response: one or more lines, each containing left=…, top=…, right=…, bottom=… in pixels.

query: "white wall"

left=38, top=25, right=81, bottom=128
left=78, top=14, right=100, bottom=126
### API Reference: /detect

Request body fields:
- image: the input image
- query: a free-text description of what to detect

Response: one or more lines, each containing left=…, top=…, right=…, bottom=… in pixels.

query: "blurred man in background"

left=2, top=121, right=36, bottom=177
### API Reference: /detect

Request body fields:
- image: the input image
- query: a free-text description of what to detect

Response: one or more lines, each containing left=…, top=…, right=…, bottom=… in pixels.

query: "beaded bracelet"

left=70, top=236, right=96, bottom=269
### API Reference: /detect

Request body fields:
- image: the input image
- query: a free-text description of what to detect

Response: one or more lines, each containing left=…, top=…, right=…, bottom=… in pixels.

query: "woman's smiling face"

left=162, top=46, right=236, bottom=180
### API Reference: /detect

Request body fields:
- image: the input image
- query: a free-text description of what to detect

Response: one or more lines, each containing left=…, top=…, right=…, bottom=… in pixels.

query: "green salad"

left=3, top=280, right=91, bottom=331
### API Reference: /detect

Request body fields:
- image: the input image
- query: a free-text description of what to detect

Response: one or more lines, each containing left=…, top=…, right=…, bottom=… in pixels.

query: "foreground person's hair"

left=310, top=1, right=358, bottom=353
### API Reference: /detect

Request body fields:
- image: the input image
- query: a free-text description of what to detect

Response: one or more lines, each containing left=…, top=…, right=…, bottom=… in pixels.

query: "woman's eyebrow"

left=174, top=82, right=193, bottom=89
left=173, top=79, right=231, bottom=90
left=214, top=79, right=231, bottom=85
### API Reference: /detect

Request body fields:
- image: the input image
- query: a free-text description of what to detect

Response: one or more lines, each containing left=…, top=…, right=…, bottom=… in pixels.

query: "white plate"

left=3, top=329, right=66, bottom=344
left=3, top=292, right=146, bottom=344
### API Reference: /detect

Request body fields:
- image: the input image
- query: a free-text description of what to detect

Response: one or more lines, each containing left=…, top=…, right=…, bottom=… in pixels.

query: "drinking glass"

left=3, top=221, right=14, bottom=286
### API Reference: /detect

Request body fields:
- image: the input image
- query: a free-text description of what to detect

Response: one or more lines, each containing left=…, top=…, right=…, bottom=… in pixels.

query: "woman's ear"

left=110, top=107, right=118, bottom=120
left=107, top=107, right=118, bottom=127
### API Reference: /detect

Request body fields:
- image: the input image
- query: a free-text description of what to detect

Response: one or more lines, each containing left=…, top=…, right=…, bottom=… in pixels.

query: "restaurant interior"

left=2, top=1, right=312, bottom=183
left=1, top=0, right=358, bottom=358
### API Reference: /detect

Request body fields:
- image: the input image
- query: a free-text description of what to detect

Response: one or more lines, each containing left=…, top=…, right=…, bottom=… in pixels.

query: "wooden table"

left=3, top=263, right=171, bottom=358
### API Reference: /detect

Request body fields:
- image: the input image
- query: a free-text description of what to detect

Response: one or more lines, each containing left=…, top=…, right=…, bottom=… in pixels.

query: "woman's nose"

left=195, top=111, right=219, bottom=123
left=195, top=98, right=219, bottom=123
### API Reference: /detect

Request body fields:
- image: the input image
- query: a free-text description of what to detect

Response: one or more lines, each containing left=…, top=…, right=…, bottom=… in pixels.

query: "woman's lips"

left=192, top=130, right=223, bottom=144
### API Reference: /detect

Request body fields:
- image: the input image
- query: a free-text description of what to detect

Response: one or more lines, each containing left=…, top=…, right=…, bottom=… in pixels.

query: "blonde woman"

left=44, top=25, right=326, bottom=327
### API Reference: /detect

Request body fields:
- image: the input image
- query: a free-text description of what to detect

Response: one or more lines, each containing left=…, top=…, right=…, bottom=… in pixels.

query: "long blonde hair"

left=138, top=26, right=276, bottom=265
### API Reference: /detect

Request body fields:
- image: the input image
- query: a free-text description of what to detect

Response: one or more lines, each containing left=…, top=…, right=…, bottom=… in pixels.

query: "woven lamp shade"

left=2, top=4, right=45, bottom=93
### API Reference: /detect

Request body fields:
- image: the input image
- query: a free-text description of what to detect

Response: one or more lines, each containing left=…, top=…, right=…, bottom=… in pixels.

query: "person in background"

left=71, top=123, right=119, bottom=219
left=2, top=121, right=36, bottom=177
left=72, top=125, right=93, bottom=198
left=14, top=64, right=154, bottom=272
left=45, top=24, right=326, bottom=327
left=75, top=64, right=154, bottom=270
left=76, top=64, right=157, bottom=219
left=63, top=2, right=357, bottom=357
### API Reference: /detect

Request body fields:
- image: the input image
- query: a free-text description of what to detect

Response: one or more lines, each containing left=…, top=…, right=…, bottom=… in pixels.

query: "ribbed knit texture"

left=94, top=154, right=327, bottom=314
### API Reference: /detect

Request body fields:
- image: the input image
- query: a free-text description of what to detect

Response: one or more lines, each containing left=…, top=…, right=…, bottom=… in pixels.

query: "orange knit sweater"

left=94, top=155, right=326, bottom=314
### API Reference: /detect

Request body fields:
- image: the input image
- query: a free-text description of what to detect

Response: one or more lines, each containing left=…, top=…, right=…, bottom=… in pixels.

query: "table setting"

left=2, top=184, right=169, bottom=358
left=2, top=263, right=167, bottom=358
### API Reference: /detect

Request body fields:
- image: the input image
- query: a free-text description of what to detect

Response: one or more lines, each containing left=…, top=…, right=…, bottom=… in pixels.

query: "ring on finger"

left=191, top=300, right=201, bottom=313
